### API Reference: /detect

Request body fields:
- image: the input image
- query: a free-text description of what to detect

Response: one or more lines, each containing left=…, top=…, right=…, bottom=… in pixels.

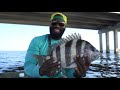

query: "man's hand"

left=39, top=57, right=61, bottom=77
left=73, top=54, right=91, bottom=78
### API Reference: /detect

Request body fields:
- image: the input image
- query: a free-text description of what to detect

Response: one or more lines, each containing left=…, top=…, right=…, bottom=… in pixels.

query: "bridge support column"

left=99, top=33, right=103, bottom=53
left=106, top=32, right=110, bottom=53
left=113, top=29, right=118, bottom=53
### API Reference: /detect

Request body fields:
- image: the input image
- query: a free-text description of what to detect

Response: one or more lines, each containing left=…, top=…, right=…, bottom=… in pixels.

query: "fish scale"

left=34, top=33, right=100, bottom=69
left=48, top=33, right=100, bottom=69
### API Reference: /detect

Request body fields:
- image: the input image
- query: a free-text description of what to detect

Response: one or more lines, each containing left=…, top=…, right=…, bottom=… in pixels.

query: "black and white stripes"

left=48, top=33, right=100, bottom=69
left=50, top=33, right=82, bottom=68
left=34, top=33, right=100, bottom=70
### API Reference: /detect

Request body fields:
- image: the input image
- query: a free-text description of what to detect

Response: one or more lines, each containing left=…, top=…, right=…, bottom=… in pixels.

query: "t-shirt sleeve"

left=24, top=37, right=49, bottom=78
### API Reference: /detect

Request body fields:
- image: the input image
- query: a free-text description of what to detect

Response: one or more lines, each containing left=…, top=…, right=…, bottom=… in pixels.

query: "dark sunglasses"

left=51, top=22, right=65, bottom=27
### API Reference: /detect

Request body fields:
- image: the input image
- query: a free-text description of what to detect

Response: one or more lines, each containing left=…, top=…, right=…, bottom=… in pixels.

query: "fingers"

left=47, top=57, right=61, bottom=69
left=74, top=56, right=84, bottom=75
left=40, top=57, right=61, bottom=77
left=44, top=64, right=60, bottom=77
left=83, top=51, right=91, bottom=65
left=47, top=68, right=60, bottom=77
left=76, top=55, right=86, bottom=72
left=48, top=62, right=61, bottom=70
left=83, top=55, right=91, bottom=70
left=74, top=55, right=88, bottom=77
left=42, top=57, right=57, bottom=66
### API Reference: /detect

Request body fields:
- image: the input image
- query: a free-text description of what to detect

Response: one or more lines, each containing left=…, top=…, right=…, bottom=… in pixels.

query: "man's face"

left=50, top=20, right=66, bottom=40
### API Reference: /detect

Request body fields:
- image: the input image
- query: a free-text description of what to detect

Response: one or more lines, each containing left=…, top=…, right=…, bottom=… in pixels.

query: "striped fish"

left=33, top=33, right=100, bottom=69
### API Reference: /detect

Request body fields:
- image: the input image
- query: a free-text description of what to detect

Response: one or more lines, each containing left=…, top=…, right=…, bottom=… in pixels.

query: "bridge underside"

left=0, top=12, right=120, bottom=31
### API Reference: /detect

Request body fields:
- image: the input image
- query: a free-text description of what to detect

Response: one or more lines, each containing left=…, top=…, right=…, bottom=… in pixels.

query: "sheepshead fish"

left=33, top=33, right=101, bottom=69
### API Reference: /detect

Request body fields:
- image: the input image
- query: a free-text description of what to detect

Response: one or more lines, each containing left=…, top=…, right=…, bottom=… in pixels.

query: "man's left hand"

left=73, top=54, right=91, bottom=78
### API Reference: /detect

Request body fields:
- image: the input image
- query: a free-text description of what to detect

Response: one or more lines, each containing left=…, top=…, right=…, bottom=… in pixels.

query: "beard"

left=49, top=26, right=65, bottom=40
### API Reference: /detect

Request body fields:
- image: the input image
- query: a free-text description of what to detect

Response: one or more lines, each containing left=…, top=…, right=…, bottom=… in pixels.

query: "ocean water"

left=0, top=51, right=26, bottom=73
left=0, top=50, right=120, bottom=78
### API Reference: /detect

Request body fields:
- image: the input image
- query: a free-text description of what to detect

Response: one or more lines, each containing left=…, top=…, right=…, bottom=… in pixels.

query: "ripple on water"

left=0, top=51, right=120, bottom=78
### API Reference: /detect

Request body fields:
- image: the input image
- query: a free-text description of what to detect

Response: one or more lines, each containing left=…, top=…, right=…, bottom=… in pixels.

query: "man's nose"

left=55, top=23, right=60, bottom=27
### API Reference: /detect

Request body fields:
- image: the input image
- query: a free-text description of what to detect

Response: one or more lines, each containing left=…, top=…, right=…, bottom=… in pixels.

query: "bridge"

left=0, top=12, right=120, bottom=53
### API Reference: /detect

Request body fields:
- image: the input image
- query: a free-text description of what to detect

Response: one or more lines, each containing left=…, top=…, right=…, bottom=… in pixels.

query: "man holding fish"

left=24, top=12, right=99, bottom=78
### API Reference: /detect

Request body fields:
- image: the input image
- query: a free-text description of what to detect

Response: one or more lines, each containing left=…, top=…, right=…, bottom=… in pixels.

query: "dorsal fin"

left=48, top=33, right=81, bottom=55
left=62, top=33, right=81, bottom=43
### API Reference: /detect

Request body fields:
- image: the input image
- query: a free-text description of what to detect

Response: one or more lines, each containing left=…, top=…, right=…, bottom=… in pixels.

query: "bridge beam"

left=98, top=23, right=120, bottom=34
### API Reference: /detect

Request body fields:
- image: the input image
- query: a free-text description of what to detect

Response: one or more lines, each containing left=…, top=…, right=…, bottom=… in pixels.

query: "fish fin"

left=64, top=33, right=81, bottom=42
left=59, top=33, right=82, bottom=45
left=48, top=33, right=81, bottom=55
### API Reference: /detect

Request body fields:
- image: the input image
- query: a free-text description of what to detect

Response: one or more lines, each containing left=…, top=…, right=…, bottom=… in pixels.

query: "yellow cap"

left=50, top=12, right=67, bottom=24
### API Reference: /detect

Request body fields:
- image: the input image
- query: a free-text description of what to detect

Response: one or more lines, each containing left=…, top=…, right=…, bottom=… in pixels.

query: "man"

left=24, top=12, right=91, bottom=78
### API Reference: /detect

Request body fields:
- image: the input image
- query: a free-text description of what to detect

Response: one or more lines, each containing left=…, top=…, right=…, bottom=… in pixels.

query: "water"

left=0, top=51, right=26, bottom=73
left=0, top=50, right=120, bottom=78
left=86, top=50, right=120, bottom=78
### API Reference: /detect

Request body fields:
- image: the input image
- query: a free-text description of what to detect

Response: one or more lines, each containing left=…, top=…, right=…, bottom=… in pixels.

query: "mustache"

left=53, top=26, right=60, bottom=29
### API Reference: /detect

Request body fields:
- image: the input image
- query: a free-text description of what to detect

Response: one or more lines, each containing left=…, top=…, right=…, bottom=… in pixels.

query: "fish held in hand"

left=34, top=33, right=101, bottom=69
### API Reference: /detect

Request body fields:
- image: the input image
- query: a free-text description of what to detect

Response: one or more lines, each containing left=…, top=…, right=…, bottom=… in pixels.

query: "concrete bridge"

left=0, top=12, right=120, bottom=53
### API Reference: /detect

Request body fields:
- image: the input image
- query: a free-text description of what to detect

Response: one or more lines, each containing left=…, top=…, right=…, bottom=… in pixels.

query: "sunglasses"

left=51, top=22, right=65, bottom=27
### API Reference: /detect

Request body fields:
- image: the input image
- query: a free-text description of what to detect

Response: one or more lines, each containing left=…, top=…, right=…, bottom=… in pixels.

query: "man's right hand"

left=39, top=57, right=61, bottom=77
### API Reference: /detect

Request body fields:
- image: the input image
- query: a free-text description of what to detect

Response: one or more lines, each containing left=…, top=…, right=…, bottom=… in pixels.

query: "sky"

left=0, top=23, right=120, bottom=51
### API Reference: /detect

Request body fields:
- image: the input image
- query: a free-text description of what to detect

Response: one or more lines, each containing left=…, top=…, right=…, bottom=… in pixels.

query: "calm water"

left=0, top=50, right=120, bottom=78
left=0, top=51, right=26, bottom=73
